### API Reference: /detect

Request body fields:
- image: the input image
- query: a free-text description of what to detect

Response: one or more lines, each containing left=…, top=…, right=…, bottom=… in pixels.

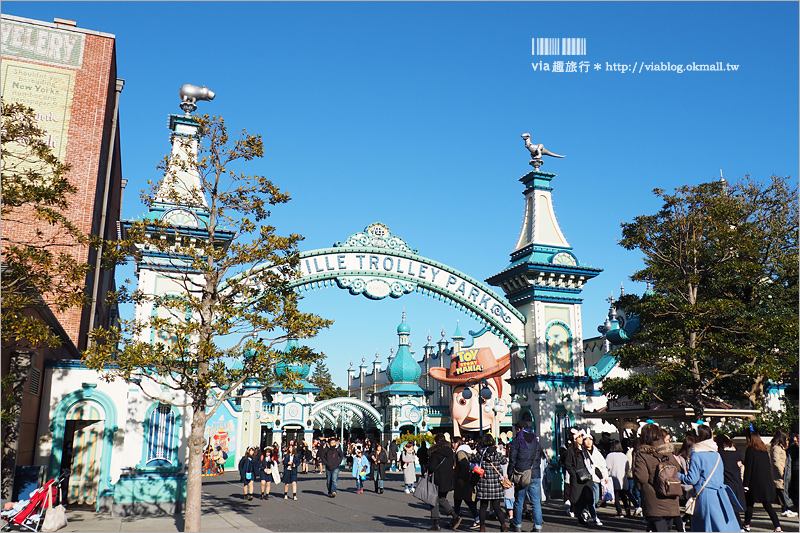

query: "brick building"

left=1, top=14, right=124, bottom=497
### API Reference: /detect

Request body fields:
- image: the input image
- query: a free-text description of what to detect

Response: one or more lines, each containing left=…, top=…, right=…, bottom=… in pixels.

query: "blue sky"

left=6, top=2, right=798, bottom=388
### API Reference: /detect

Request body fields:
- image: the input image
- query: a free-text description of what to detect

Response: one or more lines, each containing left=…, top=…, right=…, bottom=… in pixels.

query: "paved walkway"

left=59, top=493, right=263, bottom=533
left=51, top=470, right=799, bottom=532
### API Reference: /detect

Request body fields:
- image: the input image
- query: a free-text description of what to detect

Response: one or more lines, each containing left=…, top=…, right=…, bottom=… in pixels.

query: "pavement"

left=45, top=471, right=799, bottom=532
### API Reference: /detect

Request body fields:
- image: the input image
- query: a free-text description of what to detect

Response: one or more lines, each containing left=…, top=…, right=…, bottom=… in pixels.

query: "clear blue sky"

left=6, top=2, right=798, bottom=388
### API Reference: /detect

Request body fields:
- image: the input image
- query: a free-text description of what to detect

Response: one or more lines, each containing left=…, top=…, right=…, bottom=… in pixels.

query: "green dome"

left=386, top=345, right=421, bottom=383
left=275, top=339, right=310, bottom=378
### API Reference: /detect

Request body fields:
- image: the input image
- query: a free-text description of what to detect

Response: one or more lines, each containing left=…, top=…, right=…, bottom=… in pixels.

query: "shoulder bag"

left=414, top=456, right=447, bottom=507
left=573, top=450, right=592, bottom=484
left=684, top=454, right=720, bottom=516
left=510, top=467, right=532, bottom=488
left=490, top=462, right=514, bottom=491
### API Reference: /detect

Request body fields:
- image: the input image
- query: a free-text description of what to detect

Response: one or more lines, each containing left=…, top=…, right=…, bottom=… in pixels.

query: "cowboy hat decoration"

left=429, top=347, right=510, bottom=385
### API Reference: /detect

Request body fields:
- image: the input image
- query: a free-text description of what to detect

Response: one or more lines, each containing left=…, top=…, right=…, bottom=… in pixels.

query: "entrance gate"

left=234, top=223, right=526, bottom=351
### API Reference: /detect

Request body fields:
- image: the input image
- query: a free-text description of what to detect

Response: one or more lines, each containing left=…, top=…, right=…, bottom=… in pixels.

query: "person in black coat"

left=370, top=443, right=389, bottom=494
left=238, top=447, right=257, bottom=501
left=426, top=434, right=463, bottom=531
left=418, top=440, right=430, bottom=476
left=563, top=430, right=597, bottom=527
left=743, top=430, right=782, bottom=532
left=786, top=433, right=799, bottom=513
left=715, top=433, right=745, bottom=528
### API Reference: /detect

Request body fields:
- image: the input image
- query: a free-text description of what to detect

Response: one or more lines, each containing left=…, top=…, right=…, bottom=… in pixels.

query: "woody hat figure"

left=429, top=347, right=510, bottom=385
left=430, top=347, right=511, bottom=437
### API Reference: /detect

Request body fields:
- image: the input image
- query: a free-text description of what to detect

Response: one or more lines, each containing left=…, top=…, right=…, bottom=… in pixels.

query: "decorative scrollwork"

left=334, top=223, right=418, bottom=254
left=490, top=303, right=513, bottom=324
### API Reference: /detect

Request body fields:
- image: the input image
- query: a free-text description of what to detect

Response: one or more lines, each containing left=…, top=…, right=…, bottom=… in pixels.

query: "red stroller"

left=1, top=477, right=64, bottom=532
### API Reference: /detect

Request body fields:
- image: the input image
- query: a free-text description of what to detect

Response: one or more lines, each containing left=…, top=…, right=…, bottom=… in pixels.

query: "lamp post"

left=461, top=377, right=493, bottom=439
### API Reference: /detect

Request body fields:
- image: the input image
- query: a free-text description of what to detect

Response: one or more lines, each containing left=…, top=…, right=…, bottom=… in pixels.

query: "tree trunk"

left=183, top=403, right=207, bottom=532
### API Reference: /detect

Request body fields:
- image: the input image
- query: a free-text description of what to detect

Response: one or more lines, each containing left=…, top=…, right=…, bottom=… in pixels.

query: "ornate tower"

left=378, top=312, right=428, bottom=440
left=485, top=137, right=601, bottom=456
left=120, top=86, right=232, bottom=346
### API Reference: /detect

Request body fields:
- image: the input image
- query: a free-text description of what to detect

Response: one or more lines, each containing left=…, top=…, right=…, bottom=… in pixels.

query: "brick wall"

left=1, top=15, right=122, bottom=352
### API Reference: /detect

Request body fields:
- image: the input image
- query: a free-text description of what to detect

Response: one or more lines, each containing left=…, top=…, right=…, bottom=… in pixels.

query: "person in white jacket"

left=583, top=434, right=608, bottom=525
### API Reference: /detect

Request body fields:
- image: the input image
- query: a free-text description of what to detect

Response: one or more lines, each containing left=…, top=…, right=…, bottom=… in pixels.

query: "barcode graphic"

left=533, top=38, right=559, bottom=55
left=562, top=38, right=586, bottom=55
left=532, top=38, right=586, bottom=56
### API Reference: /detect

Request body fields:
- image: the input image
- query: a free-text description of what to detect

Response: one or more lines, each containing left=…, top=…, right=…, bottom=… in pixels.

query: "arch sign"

left=246, top=223, right=525, bottom=347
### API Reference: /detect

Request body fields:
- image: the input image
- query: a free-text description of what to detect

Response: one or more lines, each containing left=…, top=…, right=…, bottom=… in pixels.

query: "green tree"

left=83, top=114, right=331, bottom=532
left=310, top=361, right=349, bottom=401
left=1, top=102, right=91, bottom=348
left=603, top=177, right=798, bottom=416
left=1, top=102, right=94, bottom=496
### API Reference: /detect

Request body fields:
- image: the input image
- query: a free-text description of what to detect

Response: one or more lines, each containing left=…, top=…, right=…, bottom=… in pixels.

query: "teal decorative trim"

left=49, top=388, right=118, bottom=511
left=336, top=276, right=416, bottom=299
left=138, top=403, right=183, bottom=469
left=335, top=222, right=418, bottom=254
left=586, top=352, right=618, bottom=381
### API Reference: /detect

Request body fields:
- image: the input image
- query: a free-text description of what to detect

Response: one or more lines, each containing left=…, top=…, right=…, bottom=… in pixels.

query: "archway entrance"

left=311, top=397, right=384, bottom=443
left=64, top=402, right=104, bottom=506
left=230, top=223, right=526, bottom=352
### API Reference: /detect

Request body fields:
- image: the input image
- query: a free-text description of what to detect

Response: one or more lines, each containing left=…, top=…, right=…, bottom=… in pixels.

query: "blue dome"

left=386, top=345, right=421, bottom=383
left=275, top=339, right=310, bottom=378
left=397, top=321, right=411, bottom=334
left=275, top=361, right=311, bottom=379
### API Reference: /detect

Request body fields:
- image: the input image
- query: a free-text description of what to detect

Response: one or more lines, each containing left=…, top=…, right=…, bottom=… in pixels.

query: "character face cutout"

left=450, top=377, right=501, bottom=433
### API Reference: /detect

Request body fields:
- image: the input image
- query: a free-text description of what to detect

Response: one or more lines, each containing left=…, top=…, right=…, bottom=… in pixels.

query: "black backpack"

left=654, top=456, right=683, bottom=497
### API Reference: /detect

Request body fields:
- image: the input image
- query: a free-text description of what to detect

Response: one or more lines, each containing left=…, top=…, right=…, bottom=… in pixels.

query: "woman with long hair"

left=633, top=423, right=682, bottom=532
left=715, top=433, right=745, bottom=529
left=771, top=429, right=790, bottom=515
left=426, top=433, right=463, bottom=531
left=563, top=430, right=598, bottom=527
left=238, top=447, right=257, bottom=500
left=469, top=433, right=508, bottom=532
left=259, top=446, right=275, bottom=500
left=282, top=443, right=301, bottom=500
left=743, top=429, right=782, bottom=532
left=583, top=434, right=608, bottom=522
left=678, top=424, right=741, bottom=532
left=370, top=443, right=388, bottom=494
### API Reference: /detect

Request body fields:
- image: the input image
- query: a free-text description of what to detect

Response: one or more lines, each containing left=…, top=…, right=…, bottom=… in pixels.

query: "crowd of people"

left=227, top=422, right=799, bottom=533
left=561, top=423, right=799, bottom=532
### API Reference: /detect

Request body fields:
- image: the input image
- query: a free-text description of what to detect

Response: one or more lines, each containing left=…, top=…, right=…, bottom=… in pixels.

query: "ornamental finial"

left=521, top=132, right=564, bottom=169
left=179, top=84, right=215, bottom=114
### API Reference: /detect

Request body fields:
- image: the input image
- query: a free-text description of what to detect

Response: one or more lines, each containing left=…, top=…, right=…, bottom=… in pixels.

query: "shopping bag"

left=272, top=467, right=281, bottom=484
left=413, top=475, right=439, bottom=507
left=600, top=477, right=615, bottom=503
left=41, top=488, right=68, bottom=532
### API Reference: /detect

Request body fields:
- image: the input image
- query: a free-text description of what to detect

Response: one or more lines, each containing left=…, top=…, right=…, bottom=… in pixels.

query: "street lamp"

left=460, top=377, right=493, bottom=439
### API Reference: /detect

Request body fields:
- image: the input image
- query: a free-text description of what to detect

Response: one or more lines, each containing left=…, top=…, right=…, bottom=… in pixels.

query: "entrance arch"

left=311, top=397, right=383, bottom=438
left=234, top=223, right=525, bottom=348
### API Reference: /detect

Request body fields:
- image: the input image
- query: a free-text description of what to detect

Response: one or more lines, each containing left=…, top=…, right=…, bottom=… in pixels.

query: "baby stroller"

left=1, top=476, right=65, bottom=532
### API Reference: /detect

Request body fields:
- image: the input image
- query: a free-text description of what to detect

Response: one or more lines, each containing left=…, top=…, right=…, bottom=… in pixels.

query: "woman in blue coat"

left=679, top=424, right=743, bottom=532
